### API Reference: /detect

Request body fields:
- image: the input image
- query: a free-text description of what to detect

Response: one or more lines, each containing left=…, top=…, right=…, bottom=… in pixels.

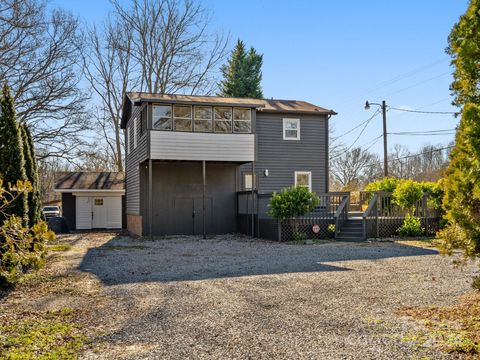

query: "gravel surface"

left=11, top=233, right=480, bottom=359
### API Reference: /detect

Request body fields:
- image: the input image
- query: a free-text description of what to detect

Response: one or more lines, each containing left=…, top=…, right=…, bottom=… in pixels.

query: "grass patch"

left=48, top=243, right=72, bottom=252
left=397, top=292, right=480, bottom=357
left=0, top=308, right=88, bottom=359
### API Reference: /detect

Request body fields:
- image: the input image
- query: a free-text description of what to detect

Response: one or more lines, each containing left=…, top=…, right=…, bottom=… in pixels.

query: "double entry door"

left=171, top=197, right=213, bottom=235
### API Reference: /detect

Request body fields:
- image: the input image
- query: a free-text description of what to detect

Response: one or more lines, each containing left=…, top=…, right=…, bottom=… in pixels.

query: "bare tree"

left=82, top=22, right=135, bottom=171
left=331, top=147, right=380, bottom=189
left=0, top=0, right=89, bottom=160
left=111, top=0, right=228, bottom=95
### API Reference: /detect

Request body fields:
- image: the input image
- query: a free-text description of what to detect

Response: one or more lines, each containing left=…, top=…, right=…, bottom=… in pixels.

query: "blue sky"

left=52, top=0, right=467, bottom=155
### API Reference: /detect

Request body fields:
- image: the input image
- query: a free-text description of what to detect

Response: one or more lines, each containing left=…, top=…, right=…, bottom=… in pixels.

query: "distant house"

left=54, top=172, right=125, bottom=230
left=121, top=92, right=335, bottom=237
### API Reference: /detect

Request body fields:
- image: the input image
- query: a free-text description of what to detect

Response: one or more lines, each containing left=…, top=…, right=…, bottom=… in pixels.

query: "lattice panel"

left=280, top=220, right=335, bottom=241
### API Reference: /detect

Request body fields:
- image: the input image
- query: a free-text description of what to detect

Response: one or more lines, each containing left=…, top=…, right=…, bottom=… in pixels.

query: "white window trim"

left=283, top=118, right=300, bottom=140
left=294, top=171, right=312, bottom=191
left=126, top=127, right=130, bottom=155
left=133, top=118, right=138, bottom=149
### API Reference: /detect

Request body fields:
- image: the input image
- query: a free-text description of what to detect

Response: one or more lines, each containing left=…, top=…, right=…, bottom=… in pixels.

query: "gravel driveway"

left=13, top=233, right=479, bottom=359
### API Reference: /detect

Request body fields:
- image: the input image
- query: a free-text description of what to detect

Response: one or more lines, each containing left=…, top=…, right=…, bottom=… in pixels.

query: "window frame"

left=214, top=106, right=233, bottom=133
left=283, top=118, right=300, bottom=140
left=193, top=105, right=213, bottom=132
left=243, top=172, right=257, bottom=190
left=133, top=117, right=138, bottom=149
left=173, top=104, right=193, bottom=132
left=294, top=171, right=312, bottom=191
left=152, top=104, right=173, bottom=131
left=233, top=107, right=252, bottom=133
left=125, top=126, right=130, bottom=155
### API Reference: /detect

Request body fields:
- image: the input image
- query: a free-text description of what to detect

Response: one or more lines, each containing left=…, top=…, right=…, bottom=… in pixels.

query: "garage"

left=54, top=172, right=125, bottom=231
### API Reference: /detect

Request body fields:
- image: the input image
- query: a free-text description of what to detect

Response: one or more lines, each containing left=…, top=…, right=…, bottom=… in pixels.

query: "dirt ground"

left=0, top=233, right=478, bottom=359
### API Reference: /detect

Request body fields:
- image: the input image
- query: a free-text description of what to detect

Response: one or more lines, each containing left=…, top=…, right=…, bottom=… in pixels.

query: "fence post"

left=375, top=196, right=379, bottom=238
left=423, top=194, right=429, bottom=236
left=278, top=219, right=282, bottom=241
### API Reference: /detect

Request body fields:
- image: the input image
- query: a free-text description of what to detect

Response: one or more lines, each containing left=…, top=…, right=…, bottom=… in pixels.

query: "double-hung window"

left=283, top=118, right=300, bottom=140
left=295, top=171, right=312, bottom=191
left=243, top=172, right=257, bottom=190
left=194, top=106, right=213, bottom=132
left=233, top=108, right=251, bottom=133
left=214, top=107, right=232, bottom=133
left=173, top=105, right=193, bottom=131
left=153, top=105, right=172, bottom=130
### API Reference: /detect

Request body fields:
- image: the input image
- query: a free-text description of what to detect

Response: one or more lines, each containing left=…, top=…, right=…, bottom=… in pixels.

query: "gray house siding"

left=240, top=112, right=328, bottom=195
left=125, top=104, right=148, bottom=215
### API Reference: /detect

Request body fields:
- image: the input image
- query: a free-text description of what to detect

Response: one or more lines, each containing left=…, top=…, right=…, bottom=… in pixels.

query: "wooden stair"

left=336, top=215, right=364, bottom=241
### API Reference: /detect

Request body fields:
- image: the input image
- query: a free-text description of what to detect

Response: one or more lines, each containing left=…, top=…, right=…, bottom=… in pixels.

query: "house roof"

left=120, top=92, right=336, bottom=129
left=54, top=172, right=125, bottom=191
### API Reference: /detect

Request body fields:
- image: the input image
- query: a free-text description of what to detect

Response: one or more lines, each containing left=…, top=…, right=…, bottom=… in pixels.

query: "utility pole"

left=381, top=100, right=388, bottom=177
left=365, top=100, right=388, bottom=177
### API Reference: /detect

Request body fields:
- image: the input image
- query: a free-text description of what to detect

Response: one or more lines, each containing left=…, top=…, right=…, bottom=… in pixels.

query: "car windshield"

left=43, top=207, right=59, bottom=212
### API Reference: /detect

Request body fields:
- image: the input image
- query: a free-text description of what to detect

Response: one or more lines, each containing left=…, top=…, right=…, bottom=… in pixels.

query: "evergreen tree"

left=438, top=0, right=480, bottom=267
left=20, top=124, right=42, bottom=226
left=446, top=0, right=480, bottom=107
left=218, top=39, right=263, bottom=98
left=0, top=83, right=28, bottom=224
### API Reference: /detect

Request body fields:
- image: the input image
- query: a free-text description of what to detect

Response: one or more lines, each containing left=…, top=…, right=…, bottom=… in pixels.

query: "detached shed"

left=54, top=172, right=125, bottom=230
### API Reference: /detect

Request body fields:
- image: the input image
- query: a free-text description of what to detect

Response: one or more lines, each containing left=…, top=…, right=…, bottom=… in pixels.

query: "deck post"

left=148, top=159, right=153, bottom=238
left=202, top=160, right=206, bottom=240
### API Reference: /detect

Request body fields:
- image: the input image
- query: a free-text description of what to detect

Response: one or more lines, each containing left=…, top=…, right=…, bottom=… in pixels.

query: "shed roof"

left=121, top=92, right=335, bottom=129
left=54, top=172, right=125, bottom=191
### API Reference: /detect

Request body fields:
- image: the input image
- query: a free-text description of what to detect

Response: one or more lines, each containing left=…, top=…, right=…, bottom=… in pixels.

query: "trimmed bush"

left=268, top=186, right=320, bottom=220
left=393, top=179, right=424, bottom=211
left=364, top=177, right=399, bottom=193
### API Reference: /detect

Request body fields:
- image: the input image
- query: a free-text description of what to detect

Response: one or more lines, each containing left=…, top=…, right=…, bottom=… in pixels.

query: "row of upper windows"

left=153, top=104, right=252, bottom=133
left=126, top=107, right=301, bottom=155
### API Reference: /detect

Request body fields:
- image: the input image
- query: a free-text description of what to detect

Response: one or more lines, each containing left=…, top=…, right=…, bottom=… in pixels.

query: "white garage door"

left=76, top=195, right=122, bottom=230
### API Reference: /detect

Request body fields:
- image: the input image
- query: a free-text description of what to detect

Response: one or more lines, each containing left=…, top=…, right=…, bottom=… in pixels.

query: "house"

left=121, top=92, right=336, bottom=237
left=54, top=172, right=125, bottom=230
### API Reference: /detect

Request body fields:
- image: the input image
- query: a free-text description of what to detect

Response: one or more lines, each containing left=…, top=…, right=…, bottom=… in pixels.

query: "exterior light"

left=264, top=169, right=269, bottom=177
left=364, top=101, right=370, bottom=110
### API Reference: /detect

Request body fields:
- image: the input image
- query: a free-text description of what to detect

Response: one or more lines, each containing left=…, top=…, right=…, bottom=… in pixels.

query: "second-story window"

left=233, top=108, right=251, bottom=133
left=283, top=118, right=300, bottom=140
left=140, top=106, right=147, bottom=135
left=194, top=106, right=213, bottom=132
left=214, top=107, right=232, bottom=133
left=153, top=105, right=172, bottom=130
left=173, top=105, right=192, bottom=131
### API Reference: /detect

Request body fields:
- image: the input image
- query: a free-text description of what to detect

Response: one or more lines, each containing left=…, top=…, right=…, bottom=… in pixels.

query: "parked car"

left=42, top=206, right=60, bottom=219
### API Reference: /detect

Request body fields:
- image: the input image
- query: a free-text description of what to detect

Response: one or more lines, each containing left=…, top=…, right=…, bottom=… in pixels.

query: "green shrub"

left=364, top=177, right=399, bottom=193
left=393, top=179, right=424, bottom=211
left=0, top=179, right=55, bottom=286
left=421, top=181, right=444, bottom=210
left=397, top=213, right=424, bottom=237
left=268, top=186, right=320, bottom=220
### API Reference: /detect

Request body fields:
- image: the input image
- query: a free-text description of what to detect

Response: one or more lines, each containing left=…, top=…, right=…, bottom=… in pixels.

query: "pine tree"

left=20, top=124, right=42, bottom=226
left=218, top=39, right=263, bottom=98
left=438, top=0, right=480, bottom=263
left=0, top=83, right=28, bottom=224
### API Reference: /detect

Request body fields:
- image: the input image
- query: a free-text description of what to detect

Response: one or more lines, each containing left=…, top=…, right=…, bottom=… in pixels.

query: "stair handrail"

left=334, top=194, right=349, bottom=238
left=362, top=192, right=380, bottom=239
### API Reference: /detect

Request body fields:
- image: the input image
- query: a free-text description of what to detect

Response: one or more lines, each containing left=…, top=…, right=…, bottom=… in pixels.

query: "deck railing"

left=362, top=191, right=441, bottom=239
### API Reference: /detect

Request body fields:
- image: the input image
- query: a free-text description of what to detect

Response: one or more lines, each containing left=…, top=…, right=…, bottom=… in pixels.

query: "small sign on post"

left=312, top=224, right=320, bottom=234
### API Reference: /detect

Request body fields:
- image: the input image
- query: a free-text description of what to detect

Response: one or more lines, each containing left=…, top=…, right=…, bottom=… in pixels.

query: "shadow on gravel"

left=78, top=236, right=439, bottom=285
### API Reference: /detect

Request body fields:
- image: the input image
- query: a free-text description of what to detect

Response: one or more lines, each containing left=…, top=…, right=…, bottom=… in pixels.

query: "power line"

left=389, top=107, right=458, bottom=115
left=332, top=109, right=381, bottom=140
left=331, top=108, right=381, bottom=159
left=389, top=132, right=456, bottom=136
left=389, top=145, right=454, bottom=163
